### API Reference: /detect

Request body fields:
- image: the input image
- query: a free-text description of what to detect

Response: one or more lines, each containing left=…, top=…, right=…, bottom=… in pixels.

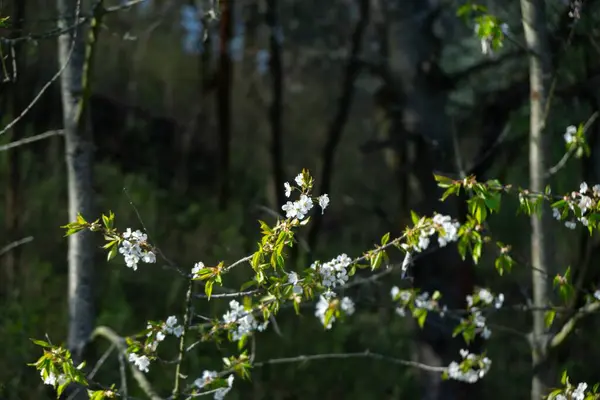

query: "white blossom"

left=318, top=194, right=330, bottom=214
left=194, top=370, right=218, bottom=388
left=314, top=294, right=354, bottom=329
left=315, top=295, right=333, bottom=329
left=287, top=271, right=303, bottom=295
left=564, top=125, right=577, bottom=144
left=565, top=221, right=577, bottom=229
left=214, top=374, right=235, bottom=400
left=573, top=382, right=588, bottom=400
left=414, top=292, right=437, bottom=311
left=295, top=173, right=304, bottom=187
left=580, top=182, right=589, bottom=194
left=340, top=297, right=355, bottom=315
left=311, top=254, right=351, bottom=289
left=284, top=182, right=292, bottom=198
left=478, top=289, right=493, bottom=305
left=40, top=370, right=67, bottom=387
left=578, top=195, right=592, bottom=213
left=446, top=351, right=491, bottom=383
left=593, top=184, right=600, bottom=197
left=494, top=293, right=504, bottom=309
left=222, top=300, right=268, bottom=340
left=119, top=229, right=155, bottom=271
left=594, top=290, right=600, bottom=301
left=129, top=353, right=150, bottom=373
left=281, top=194, right=314, bottom=220
left=553, top=207, right=561, bottom=220
left=192, top=262, right=204, bottom=278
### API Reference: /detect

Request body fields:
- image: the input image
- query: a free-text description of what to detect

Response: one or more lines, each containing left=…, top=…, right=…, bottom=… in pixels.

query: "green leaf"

left=371, top=251, right=383, bottom=270
left=30, top=339, right=53, bottom=348
left=483, top=193, right=501, bottom=213
left=107, top=245, right=118, bottom=261
left=441, top=185, right=460, bottom=201
left=413, top=308, right=428, bottom=328
left=381, top=232, right=390, bottom=246
left=411, top=211, right=420, bottom=225
left=240, top=280, right=257, bottom=291
left=205, top=280, right=214, bottom=300
left=472, top=240, right=482, bottom=264
left=433, top=174, right=454, bottom=188
left=544, top=310, right=556, bottom=328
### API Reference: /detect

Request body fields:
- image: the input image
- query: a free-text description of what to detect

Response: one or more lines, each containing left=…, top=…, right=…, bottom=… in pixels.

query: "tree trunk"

left=57, top=0, right=96, bottom=365
left=520, top=0, right=552, bottom=398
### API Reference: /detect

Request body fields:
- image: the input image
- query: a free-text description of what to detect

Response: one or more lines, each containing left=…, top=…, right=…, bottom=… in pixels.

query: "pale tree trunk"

left=57, top=0, right=96, bottom=364
left=520, top=0, right=552, bottom=398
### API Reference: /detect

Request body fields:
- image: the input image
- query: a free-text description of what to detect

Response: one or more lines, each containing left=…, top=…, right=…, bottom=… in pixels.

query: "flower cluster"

left=466, top=288, right=504, bottom=310
left=554, top=182, right=600, bottom=229
left=145, top=315, right=184, bottom=352
left=447, top=349, right=491, bottom=383
left=41, top=370, right=67, bottom=387
left=413, top=214, right=460, bottom=252
left=552, top=382, right=588, bottom=400
left=194, top=371, right=235, bottom=400
left=118, top=228, right=156, bottom=271
left=391, top=287, right=446, bottom=319
left=314, top=294, right=355, bottom=329
left=463, top=288, right=503, bottom=340
left=222, top=300, right=268, bottom=341
left=311, top=254, right=352, bottom=291
left=281, top=173, right=329, bottom=219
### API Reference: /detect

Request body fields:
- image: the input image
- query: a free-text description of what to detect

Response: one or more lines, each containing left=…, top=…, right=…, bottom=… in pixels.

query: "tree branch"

left=0, top=130, right=63, bottom=152
left=92, top=326, right=161, bottom=400
left=252, top=350, right=446, bottom=372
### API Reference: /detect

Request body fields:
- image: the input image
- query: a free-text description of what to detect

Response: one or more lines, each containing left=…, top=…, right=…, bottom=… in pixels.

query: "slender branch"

left=123, top=187, right=188, bottom=277
left=549, top=301, right=600, bottom=349
left=545, top=111, right=598, bottom=178
left=172, top=279, right=195, bottom=400
left=195, top=289, right=259, bottom=299
left=92, top=326, right=161, bottom=400
left=117, top=349, right=129, bottom=399
left=0, top=130, right=63, bottom=152
left=0, top=236, right=33, bottom=256
left=252, top=350, right=446, bottom=372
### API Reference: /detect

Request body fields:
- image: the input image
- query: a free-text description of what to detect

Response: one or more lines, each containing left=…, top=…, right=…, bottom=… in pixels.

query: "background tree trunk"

left=57, top=0, right=96, bottom=365
left=519, top=0, right=552, bottom=398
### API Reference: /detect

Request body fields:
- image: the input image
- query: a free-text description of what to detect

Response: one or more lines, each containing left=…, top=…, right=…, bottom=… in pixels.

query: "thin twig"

left=172, top=279, right=195, bottom=400
left=123, top=187, right=188, bottom=277
left=0, top=0, right=82, bottom=138
left=92, top=326, right=161, bottom=400
left=0, top=130, right=63, bottom=152
left=0, top=236, right=33, bottom=257
left=66, top=344, right=116, bottom=400
left=252, top=350, right=446, bottom=372
left=545, top=111, right=599, bottom=178
left=118, top=349, right=129, bottom=399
